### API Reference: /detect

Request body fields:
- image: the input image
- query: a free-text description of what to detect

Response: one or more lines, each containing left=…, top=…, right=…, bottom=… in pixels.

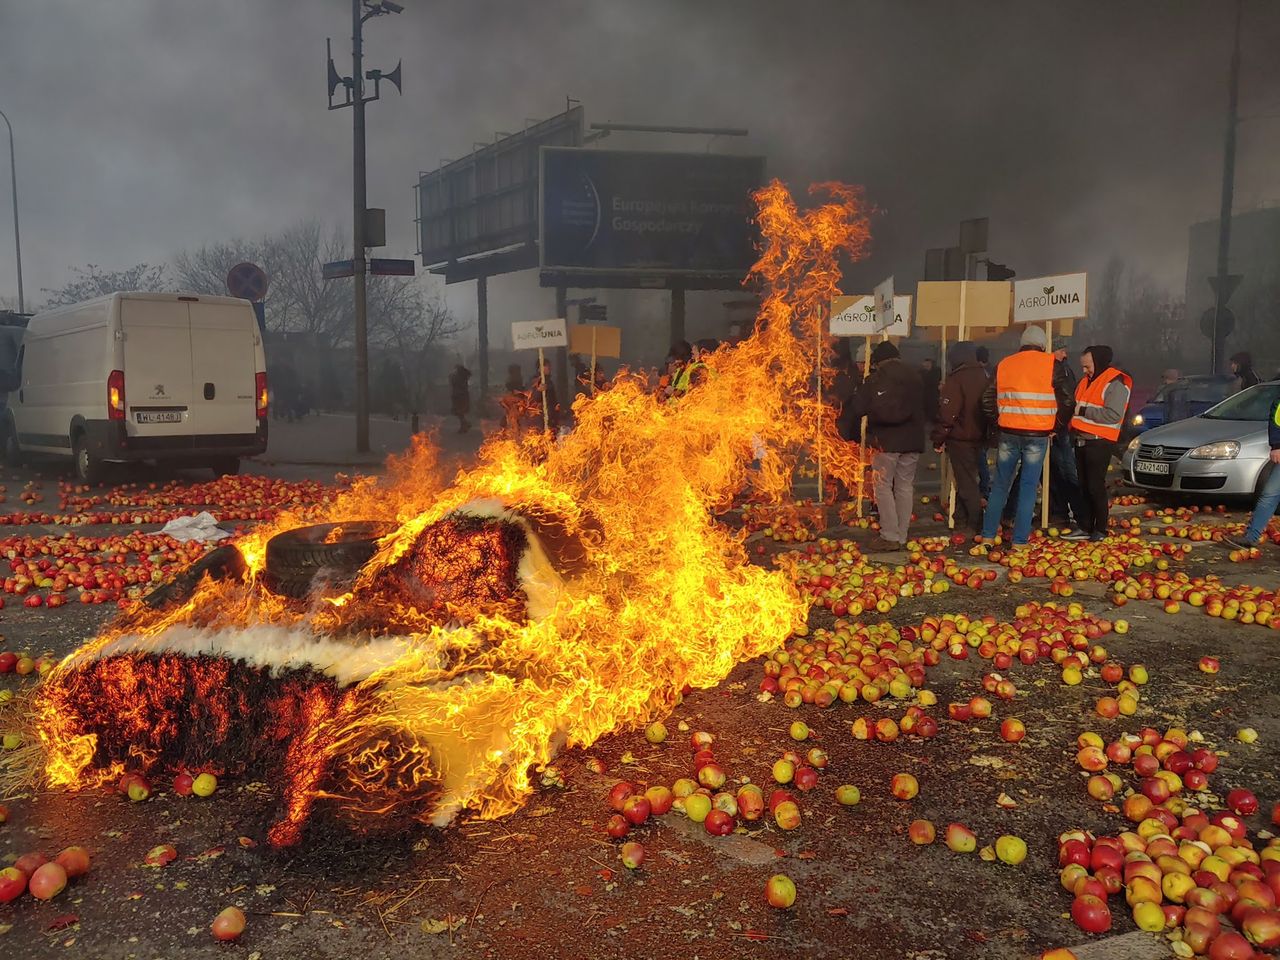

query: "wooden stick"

left=590, top=327, right=598, bottom=397
left=1041, top=319, right=1053, bottom=531
left=856, top=335, right=871, bottom=518
left=815, top=311, right=824, bottom=504
left=538, top=346, right=550, bottom=435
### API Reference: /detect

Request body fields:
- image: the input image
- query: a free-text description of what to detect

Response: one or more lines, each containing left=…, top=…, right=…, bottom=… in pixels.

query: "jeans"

left=978, top=450, right=991, bottom=499
left=1050, top=431, right=1082, bottom=522
left=872, top=451, right=920, bottom=543
left=981, top=433, right=1049, bottom=545
left=1245, top=465, right=1280, bottom=542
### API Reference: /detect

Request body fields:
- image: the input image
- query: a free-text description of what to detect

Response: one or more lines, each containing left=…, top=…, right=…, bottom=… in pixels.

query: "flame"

left=16, top=181, right=873, bottom=842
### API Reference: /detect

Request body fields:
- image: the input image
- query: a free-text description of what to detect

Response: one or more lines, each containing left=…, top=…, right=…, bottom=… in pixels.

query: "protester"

left=449, top=364, right=472, bottom=434
left=979, top=325, right=1074, bottom=547
left=920, top=357, right=942, bottom=426
left=849, top=341, right=924, bottom=551
left=1061, top=346, right=1132, bottom=542
left=660, top=341, right=693, bottom=401
left=1226, top=394, right=1280, bottom=550
left=1231, top=351, right=1261, bottom=393
left=673, top=341, right=713, bottom=395
left=931, top=341, right=989, bottom=533
left=975, top=345, right=993, bottom=499
left=528, top=359, right=560, bottom=434
left=1049, top=339, right=1083, bottom=528
left=1162, top=368, right=1181, bottom=387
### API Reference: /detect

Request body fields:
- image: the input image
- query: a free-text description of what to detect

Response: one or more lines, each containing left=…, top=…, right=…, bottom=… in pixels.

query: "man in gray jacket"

left=1062, top=345, right=1131, bottom=542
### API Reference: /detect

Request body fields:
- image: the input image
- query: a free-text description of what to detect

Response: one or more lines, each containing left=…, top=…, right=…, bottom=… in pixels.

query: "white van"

left=3, top=292, right=268, bottom=481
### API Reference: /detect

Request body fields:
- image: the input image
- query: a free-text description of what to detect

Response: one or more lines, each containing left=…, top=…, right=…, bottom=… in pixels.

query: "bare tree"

left=369, top=280, right=462, bottom=413
left=41, top=263, right=171, bottom=308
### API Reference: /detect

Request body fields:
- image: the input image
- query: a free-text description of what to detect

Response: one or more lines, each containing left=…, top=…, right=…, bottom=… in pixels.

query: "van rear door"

left=187, top=301, right=259, bottom=437
left=121, top=298, right=195, bottom=440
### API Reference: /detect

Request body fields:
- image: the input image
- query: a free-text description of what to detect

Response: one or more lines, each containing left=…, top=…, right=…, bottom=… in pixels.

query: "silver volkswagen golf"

left=1121, top=381, right=1280, bottom=496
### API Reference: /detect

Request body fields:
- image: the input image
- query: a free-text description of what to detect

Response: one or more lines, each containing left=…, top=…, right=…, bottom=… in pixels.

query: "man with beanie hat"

left=979, top=325, right=1075, bottom=546
left=850, top=339, right=925, bottom=551
left=1062, top=345, right=1131, bottom=541
left=932, top=341, right=990, bottom=533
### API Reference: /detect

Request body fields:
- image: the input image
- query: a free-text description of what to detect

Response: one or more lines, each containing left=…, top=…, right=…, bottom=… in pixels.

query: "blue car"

left=1122, top=375, right=1236, bottom=444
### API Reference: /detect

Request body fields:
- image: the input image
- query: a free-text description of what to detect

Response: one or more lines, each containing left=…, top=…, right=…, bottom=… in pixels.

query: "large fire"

left=3, top=181, right=872, bottom=845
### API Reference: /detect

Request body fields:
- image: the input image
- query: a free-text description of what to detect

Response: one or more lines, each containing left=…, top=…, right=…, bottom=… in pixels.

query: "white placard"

left=830, top=295, right=912, bottom=338
left=873, top=275, right=896, bottom=332
left=1012, top=273, right=1088, bottom=323
left=511, top=317, right=568, bottom=350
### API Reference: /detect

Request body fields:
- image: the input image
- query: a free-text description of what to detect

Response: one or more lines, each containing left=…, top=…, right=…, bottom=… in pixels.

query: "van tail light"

left=255, top=372, right=269, bottom=419
left=107, top=370, right=126, bottom=421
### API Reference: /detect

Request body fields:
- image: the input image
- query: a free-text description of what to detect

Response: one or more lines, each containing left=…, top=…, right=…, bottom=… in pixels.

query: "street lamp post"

left=0, top=110, right=23, bottom=315
left=328, top=1, right=402, bottom=453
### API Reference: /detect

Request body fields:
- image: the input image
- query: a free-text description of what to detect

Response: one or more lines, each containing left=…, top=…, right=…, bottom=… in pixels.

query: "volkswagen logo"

left=1150, top=446, right=1163, bottom=459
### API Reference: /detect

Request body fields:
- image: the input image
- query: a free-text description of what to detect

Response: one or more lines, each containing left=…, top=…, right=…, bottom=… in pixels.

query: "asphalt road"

left=0, top=471, right=1277, bottom=960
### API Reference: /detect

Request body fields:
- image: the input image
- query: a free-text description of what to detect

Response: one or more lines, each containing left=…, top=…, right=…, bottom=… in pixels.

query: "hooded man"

left=850, top=340, right=924, bottom=552
left=1231, top=352, right=1261, bottom=393
left=931, top=341, right=989, bottom=533
left=979, top=325, right=1075, bottom=547
left=1061, top=345, right=1131, bottom=542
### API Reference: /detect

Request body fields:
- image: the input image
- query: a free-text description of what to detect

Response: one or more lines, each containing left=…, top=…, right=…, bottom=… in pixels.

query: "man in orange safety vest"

left=1061, top=345, right=1131, bottom=542
left=979, top=325, right=1074, bottom=546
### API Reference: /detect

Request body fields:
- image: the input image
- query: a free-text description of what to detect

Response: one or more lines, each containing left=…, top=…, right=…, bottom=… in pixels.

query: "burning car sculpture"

left=2, top=181, right=874, bottom=847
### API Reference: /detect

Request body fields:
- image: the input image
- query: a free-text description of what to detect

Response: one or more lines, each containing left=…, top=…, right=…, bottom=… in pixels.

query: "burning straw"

left=1, top=181, right=872, bottom=845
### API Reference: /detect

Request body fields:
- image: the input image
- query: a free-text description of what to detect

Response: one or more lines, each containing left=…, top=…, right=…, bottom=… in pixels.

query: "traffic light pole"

left=351, top=0, right=370, bottom=453
left=1211, top=0, right=1242, bottom=374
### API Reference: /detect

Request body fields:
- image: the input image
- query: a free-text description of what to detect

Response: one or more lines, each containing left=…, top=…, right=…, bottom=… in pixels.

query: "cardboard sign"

left=915, top=281, right=1012, bottom=329
left=569, top=323, right=622, bottom=358
left=873, top=275, right=895, bottom=332
left=1013, top=273, right=1088, bottom=323
left=829, top=295, right=912, bottom=337
left=511, top=318, right=568, bottom=350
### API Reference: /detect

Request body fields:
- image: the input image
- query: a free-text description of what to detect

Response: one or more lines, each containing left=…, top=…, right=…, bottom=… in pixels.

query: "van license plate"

left=136, top=411, right=183, bottom=424
left=1136, top=460, right=1169, bottom=475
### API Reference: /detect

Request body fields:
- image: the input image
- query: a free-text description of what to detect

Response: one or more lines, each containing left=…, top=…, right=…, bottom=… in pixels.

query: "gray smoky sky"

left=2, top=0, right=1279, bottom=327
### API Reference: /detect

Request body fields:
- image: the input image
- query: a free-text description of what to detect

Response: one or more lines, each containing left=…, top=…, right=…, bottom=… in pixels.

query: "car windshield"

left=1201, top=382, right=1280, bottom=421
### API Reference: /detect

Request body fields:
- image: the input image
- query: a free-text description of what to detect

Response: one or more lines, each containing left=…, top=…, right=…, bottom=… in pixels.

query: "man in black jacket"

left=849, top=341, right=925, bottom=552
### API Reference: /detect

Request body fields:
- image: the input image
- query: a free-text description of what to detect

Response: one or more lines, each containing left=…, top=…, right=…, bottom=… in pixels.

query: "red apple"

left=28, top=862, right=67, bottom=900
left=644, top=785, right=674, bottom=816
left=622, top=795, right=651, bottom=826
left=14, top=851, right=47, bottom=876
left=1000, top=718, right=1026, bottom=743
left=0, top=866, right=26, bottom=903
left=1071, top=894, right=1112, bottom=933
left=1228, top=789, right=1259, bottom=817
left=211, top=906, right=246, bottom=941
left=173, top=772, right=194, bottom=796
left=765, top=873, right=797, bottom=908
left=54, top=846, right=90, bottom=879
left=703, top=809, right=735, bottom=836
left=607, top=781, right=636, bottom=812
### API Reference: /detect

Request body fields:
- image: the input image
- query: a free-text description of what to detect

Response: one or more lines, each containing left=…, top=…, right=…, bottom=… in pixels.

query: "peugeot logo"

left=154, top=384, right=167, bottom=397
left=1150, top=446, right=1163, bottom=459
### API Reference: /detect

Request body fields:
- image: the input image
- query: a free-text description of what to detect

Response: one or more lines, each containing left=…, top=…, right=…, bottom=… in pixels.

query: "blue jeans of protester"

left=1245, top=464, right=1280, bottom=542
left=981, top=433, right=1049, bottom=545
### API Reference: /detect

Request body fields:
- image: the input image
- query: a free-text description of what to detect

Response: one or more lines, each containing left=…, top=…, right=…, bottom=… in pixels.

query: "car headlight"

left=1189, top=441, right=1240, bottom=460
left=1131, top=414, right=1144, bottom=426
left=1126, top=436, right=1141, bottom=452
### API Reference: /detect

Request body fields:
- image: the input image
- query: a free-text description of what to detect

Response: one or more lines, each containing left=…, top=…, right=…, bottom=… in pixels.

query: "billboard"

left=539, top=147, right=765, bottom=289
left=417, top=107, right=584, bottom=269
left=829, top=295, right=912, bottom=338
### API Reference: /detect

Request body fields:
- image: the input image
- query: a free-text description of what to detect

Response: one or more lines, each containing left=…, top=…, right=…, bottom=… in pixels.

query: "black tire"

left=73, top=431, right=104, bottom=484
left=211, top=457, right=240, bottom=478
left=142, top=544, right=247, bottom=608
left=265, top=521, right=392, bottom=582
left=260, top=572, right=321, bottom=600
